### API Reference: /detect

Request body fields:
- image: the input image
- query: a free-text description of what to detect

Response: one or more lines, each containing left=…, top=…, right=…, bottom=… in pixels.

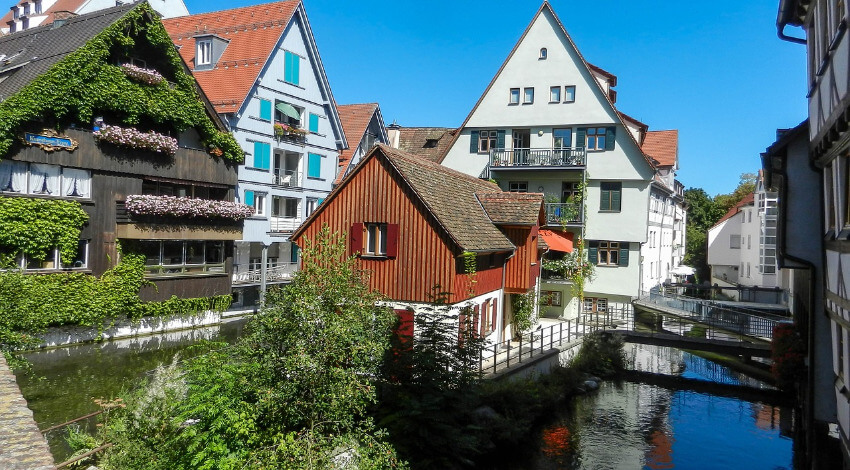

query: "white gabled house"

left=164, top=0, right=347, bottom=306
left=440, top=1, right=683, bottom=319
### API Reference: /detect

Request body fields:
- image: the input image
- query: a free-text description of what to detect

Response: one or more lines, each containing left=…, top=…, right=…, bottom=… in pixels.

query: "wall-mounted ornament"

left=20, top=129, right=79, bottom=152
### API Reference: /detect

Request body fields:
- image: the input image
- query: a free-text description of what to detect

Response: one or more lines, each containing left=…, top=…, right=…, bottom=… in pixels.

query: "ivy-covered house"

left=163, top=1, right=348, bottom=307
left=0, top=2, right=247, bottom=302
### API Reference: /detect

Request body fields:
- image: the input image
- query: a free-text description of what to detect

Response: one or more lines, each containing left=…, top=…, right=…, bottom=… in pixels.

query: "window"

left=307, top=152, right=322, bottom=179
left=305, top=198, right=317, bottom=217
left=523, top=87, right=534, bottom=104
left=584, top=297, right=608, bottom=313
left=747, top=263, right=751, bottom=278
left=586, top=127, right=607, bottom=150
left=197, top=39, right=212, bottom=66
left=539, top=47, right=547, bottom=59
left=275, top=101, right=302, bottom=127
left=747, top=235, right=751, bottom=249
left=34, top=0, right=40, bottom=14
left=509, top=88, right=520, bottom=104
left=366, top=223, right=388, bottom=256
left=284, top=50, right=300, bottom=85
left=22, top=3, right=28, bottom=15
left=508, top=181, right=528, bottom=193
left=272, top=196, right=298, bottom=218
left=253, top=142, right=271, bottom=169
left=20, top=16, right=26, bottom=29
left=132, top=240, right=225, bottom=276
left=244, top=190, right=265, bottom=216
left=258, top=99, right=272, bottom=121
left=8, top=21, right=15, bottom=33
left=550, top=86, right=561, bottom=103
left=11, top=7, right=18, bottom=20
left=748, top=209, right=752, bottom=223
left=542, top=290, right=562, bottom=306
left=553, top=128, right=572, bottom=148
left=0, top=161, right=91, bottom=198
left=564, top=85, right=576, bottom=102
left=478, top=130, right=498, bottom=153
left=599, top=182, right=621, bottom=211
left=308, top=113, right=320, bottom=134
left=588, top=240, right=628, bottom=267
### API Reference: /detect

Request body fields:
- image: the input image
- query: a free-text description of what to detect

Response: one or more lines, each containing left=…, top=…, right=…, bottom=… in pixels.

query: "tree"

left=715, top=172, right=757, bottom=213
left=100, top=226, right=406, bottom=469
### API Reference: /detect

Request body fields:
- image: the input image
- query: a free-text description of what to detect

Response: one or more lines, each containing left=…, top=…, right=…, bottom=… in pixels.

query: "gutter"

left=777, top=0, right=807, bottom=44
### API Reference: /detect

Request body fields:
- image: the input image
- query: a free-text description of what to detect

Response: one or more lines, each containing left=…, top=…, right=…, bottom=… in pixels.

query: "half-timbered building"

left=291, top=144, right=545, bottom=343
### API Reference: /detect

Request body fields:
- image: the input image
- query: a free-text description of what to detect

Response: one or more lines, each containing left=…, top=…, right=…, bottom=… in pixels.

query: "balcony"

left=272, top=169, right=301, bottom=187
left=115, top=201, right=243, bottom=240
left=274, top=122, right=307, bottom=145
left=490, top=147, right=586, bottom=169
left=269, top=216, right=302, bottom=234
left=545, top=202, right=583, bottom=226
left=232, top=262, right=297, bottom=285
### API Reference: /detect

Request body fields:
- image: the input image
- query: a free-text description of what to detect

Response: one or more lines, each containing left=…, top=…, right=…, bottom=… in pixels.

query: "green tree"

left=714, top=172, right=757, bottom=213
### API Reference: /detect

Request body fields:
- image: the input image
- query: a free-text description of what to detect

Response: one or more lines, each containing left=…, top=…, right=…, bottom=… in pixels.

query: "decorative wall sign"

left=21, top=129, right=79, bottom=152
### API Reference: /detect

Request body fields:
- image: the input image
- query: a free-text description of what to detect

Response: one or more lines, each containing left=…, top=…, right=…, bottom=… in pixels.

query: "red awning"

left=539, top=230, right=574, bottom=253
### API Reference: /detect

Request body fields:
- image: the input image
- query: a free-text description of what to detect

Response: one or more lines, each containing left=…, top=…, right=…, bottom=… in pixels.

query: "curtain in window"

left=3, top=161, right=27, bottom=192
left=30, top=163, right=60, bottom=195
left=0, top=160, right=12, bottom=191
left=62, top=168, right=91, bottom=198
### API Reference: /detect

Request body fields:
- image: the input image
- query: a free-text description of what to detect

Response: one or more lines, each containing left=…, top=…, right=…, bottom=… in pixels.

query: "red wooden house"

left=291, top=144, right=545, bottom=343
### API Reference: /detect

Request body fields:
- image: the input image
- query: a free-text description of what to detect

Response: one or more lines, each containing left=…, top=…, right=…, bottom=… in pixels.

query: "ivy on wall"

left=0, top=3, right=243, bottom=163
left=0, top=196, right=89, bottom=265
left=0, top=253, right=232, bottom=353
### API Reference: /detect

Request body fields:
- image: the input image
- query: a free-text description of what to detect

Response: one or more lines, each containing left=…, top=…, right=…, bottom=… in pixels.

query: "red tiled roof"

left=396, top=127, right=456, bottom=163
left=711, top=192, right=755, bottom=229
left=162, top=1, right=299, bottom=114
left=587, top=62, right=617, bottom=87
left=642, top=130, right=678, bottom=167
left=1, top=0, right=85, bottom=27
left=477, top=192, right=544, bottom=226
left=335, top=103, right=378, bottom=184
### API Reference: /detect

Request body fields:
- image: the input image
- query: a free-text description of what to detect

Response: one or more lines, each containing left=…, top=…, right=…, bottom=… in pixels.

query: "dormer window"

left=11, top=7, right=18, bottom=20
left=7, top=20, right=14, bottom=33
left=20, top=16, right=27, bottom=29
left=34, top=0, right=41, bottom=14
left=197, top=39, right=212, bottom=66
left=539, top=47, right=547, bottom=59
left=22, top=2, right=29, bottom=16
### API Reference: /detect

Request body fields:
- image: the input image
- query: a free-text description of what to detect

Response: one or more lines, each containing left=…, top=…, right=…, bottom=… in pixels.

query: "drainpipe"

left=777, top=0, right=807, bottom=44
left=260, top=243, right=268, bottom=305
left=502, top=249, right=516, bottom=342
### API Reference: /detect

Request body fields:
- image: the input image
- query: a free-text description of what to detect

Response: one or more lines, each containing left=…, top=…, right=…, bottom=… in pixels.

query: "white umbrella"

left=670, top=265, right=695, bottom=276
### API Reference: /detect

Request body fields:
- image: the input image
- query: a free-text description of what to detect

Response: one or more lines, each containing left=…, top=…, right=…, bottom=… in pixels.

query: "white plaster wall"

left=79, top=0, right=189, bottom=18
left=707, top=215, right=742, bottom=266
left=584, top=180, right=649, bottom=242
left=584, top=244, right=641, bottom=297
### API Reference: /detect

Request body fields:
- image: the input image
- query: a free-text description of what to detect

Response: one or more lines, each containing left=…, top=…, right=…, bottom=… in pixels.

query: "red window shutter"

left=349, top=223, right=363, bottom=256
left=394, top=309, right=414, bottom=344
left=492, top=298, right=498, bottom=333
left=473, top=305, right=480, bottom=337
left=386, top=223, right=399, bottom=257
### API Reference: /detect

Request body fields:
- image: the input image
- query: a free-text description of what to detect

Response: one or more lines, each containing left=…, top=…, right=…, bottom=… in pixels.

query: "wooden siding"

left=139, top=274, right=231, bottom=302
left=502, top=225, right=540, bottom=293
left=293, top=156, right=466, bottom=303
left=454, top=264, right=504, bottom=300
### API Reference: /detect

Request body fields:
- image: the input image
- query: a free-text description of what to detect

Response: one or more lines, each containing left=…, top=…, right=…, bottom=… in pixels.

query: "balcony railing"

left=272, top=170, right=301, bottom=187
left=269, top=216, right=301, bottom=233
left=490, top=147, right=586, bottom=168
left=232, top=262, right=297, bottom=285
left=545, top=202, right=583, bottom=225
left=274, top=122, right=307, bottom=145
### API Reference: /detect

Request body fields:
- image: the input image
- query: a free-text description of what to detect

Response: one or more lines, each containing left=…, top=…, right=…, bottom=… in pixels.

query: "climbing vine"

left=511, top=290, right=536, bottom=339
left=0, top=196, right=89, bottom=265
left=462, top=251, right=478, bottom=297
left=0, top=2, right=243, bottom=163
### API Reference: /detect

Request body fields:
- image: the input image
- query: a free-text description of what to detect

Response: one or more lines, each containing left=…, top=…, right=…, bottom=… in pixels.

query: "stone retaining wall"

left=0, top=354, right=55, bottom=470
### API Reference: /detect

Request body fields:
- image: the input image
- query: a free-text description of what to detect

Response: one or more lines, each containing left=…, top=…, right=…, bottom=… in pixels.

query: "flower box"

left=274, top=123, right=307, bottom=138
left=121, top=63, right=164, bottom=85
left=94, top=124, right=178, bottom=156
left=125, top=195, right=254, bottom=221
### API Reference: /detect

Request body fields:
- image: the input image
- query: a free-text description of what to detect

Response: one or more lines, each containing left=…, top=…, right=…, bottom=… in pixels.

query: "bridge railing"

left=638, top=290, right=783, bottom=341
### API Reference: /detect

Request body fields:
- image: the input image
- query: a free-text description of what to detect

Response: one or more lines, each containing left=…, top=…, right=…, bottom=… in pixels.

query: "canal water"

left=15, top=322, right=797, bottom=468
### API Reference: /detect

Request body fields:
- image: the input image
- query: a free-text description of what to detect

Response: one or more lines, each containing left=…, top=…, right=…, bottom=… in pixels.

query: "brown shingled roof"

left=336, top=103, right=379, bottom=184
left=642, top=130, right=679, bottom=167
left=711, top=192, right=755, bottom=229
left=396, top=126, right=457, bottom=163
left=477, top=192, right=544, bottom=226
left=162, top=1, right=299, bottom=114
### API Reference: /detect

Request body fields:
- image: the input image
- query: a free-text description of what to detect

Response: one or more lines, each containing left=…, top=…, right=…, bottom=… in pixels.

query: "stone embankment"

left=0, top=354, right=54, bottom=470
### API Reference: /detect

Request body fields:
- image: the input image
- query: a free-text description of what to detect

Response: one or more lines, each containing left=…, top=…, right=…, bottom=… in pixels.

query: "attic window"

left=539, top=48, right=547, bottom=59
left=34, top=0, right=40, bottom=14
left=21, top=2, right=28, bottom=16
left=197, top=39, right=212, bottom=66
left=424, top=138, right=439, bottom=148
left=11, top=7, right=18, bottom=20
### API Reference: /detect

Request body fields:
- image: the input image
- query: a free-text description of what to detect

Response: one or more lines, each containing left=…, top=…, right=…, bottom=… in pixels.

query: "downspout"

left=777, top=0, right=807, bottom=44
left=502, top=249, right=516, bottom=342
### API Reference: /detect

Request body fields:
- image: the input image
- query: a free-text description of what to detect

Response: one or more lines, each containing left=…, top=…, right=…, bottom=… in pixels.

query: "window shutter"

left=588, top=241, right=598, bottom=264
left=349, top=223, right=363, bottom=256
left=600, top=189, right=610, bottom=211
left=309, top=113, right=319, bottom=133
left=496, top=130, right=506, bottom=148
left=244, top=190, right=254, bottom=207
left=473, top=305, right=480, bottom=337
left=290, top=244, right=299, bottom=263
left=284, top=51, right=292, bottom=83
left=469, top=130, right=479, bottom=153
left=317, top=198, right=324, bottom=206
left=259, top=99, right=271, bottom=120
left=262, top=144, right=271, bottom=170
left=612, top=187, right=621, bottom=211
left=618, top=243, right=629, bottom=267
left=292, top=53, right=300, bottom=85
left=253, top=142, right=263, bottom=168
left=308, top=153, right=321, bottom=178
left=576, top=128, right=586, bottom=148
left=491, top=298, right=498, bottom=333
left=386, top=223, right=399, bottom=257
left=605, top=127, right=616, bottom=150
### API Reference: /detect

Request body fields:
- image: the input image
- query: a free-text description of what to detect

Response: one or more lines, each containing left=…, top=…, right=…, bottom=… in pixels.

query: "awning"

left=539, top=229, right=574, bottom=253
left=275, top=102, right=301, bottom=120
left=670, top=265, right=695, bottom=276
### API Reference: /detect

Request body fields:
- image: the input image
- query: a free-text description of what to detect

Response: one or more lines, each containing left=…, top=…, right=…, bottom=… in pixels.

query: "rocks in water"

left=583, top=379, right=599, bottom=391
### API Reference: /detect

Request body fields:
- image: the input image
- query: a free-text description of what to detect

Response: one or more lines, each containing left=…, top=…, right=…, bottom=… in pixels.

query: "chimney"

left=387, top=121, right=401, bottom=149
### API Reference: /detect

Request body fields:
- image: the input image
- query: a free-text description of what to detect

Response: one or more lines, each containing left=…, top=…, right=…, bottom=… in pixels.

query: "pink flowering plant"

left=120, top=63, right=164, bottom=85
left=94, top=124, right=179, bottom=155
left=126, top=195, right=254, bottom=221
left=274, top=122, right=307, bottom=138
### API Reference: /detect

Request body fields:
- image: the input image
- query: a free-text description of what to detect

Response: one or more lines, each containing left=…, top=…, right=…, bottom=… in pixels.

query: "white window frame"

left=508, top=181, right=528, bottom=193
left=253, top=193, right=266, bottom=216
left=549, top=86, right=561, bottom=103
left=365, top=223, right=388, bottom=256
left=196, top=39, right=212, bottom=66
left=564, top=85, right=576, bottom=103
left=478, top=130, right=498, bottom=153
left=523, top=87, right=534, bottom=104
left=597, top=241, right=619, bottom=266
left=509, top=88, right=520, bottom=104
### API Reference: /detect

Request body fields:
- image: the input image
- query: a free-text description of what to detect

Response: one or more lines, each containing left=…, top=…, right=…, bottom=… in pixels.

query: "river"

left=14, top=322, right=797, bottom=468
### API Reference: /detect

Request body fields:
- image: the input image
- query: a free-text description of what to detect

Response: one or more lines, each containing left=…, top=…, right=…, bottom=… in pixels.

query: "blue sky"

left=184, top=0, right=807, bottom=196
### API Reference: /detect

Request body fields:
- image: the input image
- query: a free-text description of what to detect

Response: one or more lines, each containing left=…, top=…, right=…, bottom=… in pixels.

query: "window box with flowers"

left=274, top=123, right=307, bottom=142
left=120, top=63, right=164, bottom=85
left=124, top=195, right=254, bottom=222
left=94, top=124, right=179, bottom=156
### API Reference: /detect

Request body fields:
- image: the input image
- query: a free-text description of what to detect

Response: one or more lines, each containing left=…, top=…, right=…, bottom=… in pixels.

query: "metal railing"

left=272, top=170, right=301, bottom=187
left=269, top=217, right=301, bottom=233
left=489, top=147, right=586, bottom=168
left=232, top=262, right=297, bottom=285
left=545, top=202, right=583, bottom=225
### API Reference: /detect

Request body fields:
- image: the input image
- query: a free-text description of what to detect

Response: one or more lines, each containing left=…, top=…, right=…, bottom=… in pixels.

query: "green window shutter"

left=588, top=241, right=598, bottom=264
left=244, top=190, right=254, bottom=207
left=253, top=142, right=264, bottom=168
left=600, top=189, right=610, bottom=211
left=317, top=198, right=324, bottom=206
left=496, top=130, right=505, bottom=148
left=308, top=153, right=321, bottom=178
left=309, top=113, right=319, bottom=133
left=618, top=243, right=629, bottom=266
left=605, top=127, right=616, bottom=151
left=292, top=53, right=300, bottom=86
left=612, top=186, right=621, bottom=211
left=290, top=245, right=299, bottom=263
left=259, top=99, right=272, bottom=120
left=576, top=128, right=586, bottom=148
left=469, top=130, right=479, bottom=153
left=284, top=51, right=292, bottom=83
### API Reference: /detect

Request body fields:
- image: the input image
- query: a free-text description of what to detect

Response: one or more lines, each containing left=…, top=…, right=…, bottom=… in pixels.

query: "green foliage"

left=0, top=196, right=88, bottom=265
left=715, top=172, right=757, bottom=214
left=771, top=323, right=805, bottom=391
left=100, top=226, right=405, bottom=469
left=0, top=3, right=242, bottom=163
left=511, top=291, right=536, bottom=339
left=570, top=331, right=626, bottom=377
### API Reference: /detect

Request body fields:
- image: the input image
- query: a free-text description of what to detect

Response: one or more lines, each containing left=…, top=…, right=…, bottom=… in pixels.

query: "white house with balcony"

left=440, top=2, right=683, bottom=320
left=164, top=0, right=346, bottom=306
left=1, top=0, right=187, bottom=34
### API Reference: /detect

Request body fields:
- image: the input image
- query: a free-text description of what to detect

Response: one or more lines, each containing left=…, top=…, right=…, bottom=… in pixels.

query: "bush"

left=570, top=331, right=626, bottom=376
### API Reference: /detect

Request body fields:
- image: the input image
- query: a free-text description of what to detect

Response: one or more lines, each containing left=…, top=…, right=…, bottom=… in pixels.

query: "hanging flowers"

left=274, top=122, right=307, bottom=138
left=126, top=195, right=254, bottom=221
left=94, top=124, right=178, bottom=156
left=120, top=63, right=164, bottom=85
